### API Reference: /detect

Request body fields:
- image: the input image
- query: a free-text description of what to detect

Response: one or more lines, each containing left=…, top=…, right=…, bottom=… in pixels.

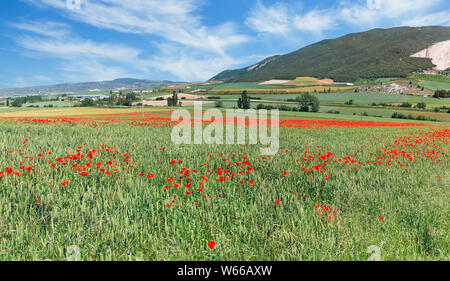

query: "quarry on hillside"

left=411, top=40, right=450, bottom=70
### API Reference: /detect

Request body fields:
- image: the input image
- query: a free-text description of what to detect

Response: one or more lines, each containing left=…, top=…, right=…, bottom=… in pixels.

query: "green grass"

left=206, top=92, right=450, bottom=107
left=0, top=117, right=448, bottom=261
left=419, top=80, right=450, bottom=91
left=410, top=74, right=450, bottom=83
left=194, top=91, right=450, bottom=123
left=0, top=107, right=44, bottom=113
left=355, top=77, right=402, bottom=86
left=335, top=107, right=450, bottom=122
left=27, top=101, right=76, bottom=108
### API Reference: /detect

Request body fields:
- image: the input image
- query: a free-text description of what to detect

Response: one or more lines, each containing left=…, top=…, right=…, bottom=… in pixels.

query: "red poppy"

left=207, top=241, right=215, bottom=249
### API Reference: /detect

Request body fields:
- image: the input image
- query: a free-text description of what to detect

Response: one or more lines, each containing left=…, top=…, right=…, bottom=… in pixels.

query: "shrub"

left=416, top=102, right=426, bottom=109
left=296, top=93, right=320, bottom=112
left=81, top=99, right=95, bottom=107
left=11, top=100, right=23, bottom=107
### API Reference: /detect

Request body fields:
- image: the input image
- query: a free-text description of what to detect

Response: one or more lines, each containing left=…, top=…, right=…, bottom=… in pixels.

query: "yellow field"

left=284, top=77, right=334, bottom=86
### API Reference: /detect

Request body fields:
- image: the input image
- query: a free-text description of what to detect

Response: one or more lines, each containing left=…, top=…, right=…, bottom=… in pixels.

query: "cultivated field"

left=0, top=107, right=448, bottom=260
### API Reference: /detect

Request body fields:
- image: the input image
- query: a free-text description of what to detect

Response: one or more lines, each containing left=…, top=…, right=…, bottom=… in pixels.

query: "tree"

left=434, top=90, right=450, bottom=98
left=173, top=91, right=178, bottom=106
left=11, top=99, right=22, bottom=107
left=296, top=93, right=320, bottom=112
left=81, top=98, right=95, bottom=107
left=238, top=91, right=250, bottom=109
left=167, top=91, right=178, bottom=106
left=416, top=102, right=426, bottom=109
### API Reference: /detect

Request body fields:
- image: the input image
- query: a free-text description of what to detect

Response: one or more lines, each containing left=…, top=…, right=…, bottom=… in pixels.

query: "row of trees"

left=81, top=93, right=139, bottom=107
left=236, top=91, right=320, bottom=112
left=6, top=95, right=48, bottom=107
left=434, top=90, right=450, bottom=98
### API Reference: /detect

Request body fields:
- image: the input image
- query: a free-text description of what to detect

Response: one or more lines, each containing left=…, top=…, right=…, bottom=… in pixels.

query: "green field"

left=355, top=77, right=401, bottom=86
left=201, top=92, right=450, bottom=119
left=0, top=110, right=448, bottom=261
left=419, top=80, right=450, bottom=91
left=250, top=92, right=449, bottom=106
left=27, top=101, right=76, bottom=107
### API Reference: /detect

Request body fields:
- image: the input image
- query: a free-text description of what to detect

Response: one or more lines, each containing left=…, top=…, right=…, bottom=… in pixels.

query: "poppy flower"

left=207, top=241, right=215, bottom=249
left=60, top=180, right=70, bottom=187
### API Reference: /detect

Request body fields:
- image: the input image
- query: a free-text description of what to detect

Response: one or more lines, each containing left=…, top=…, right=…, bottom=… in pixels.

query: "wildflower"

left=207, top=241, right=215, bottom=249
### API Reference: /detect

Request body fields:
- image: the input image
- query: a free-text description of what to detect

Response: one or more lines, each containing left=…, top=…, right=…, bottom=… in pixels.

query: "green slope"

left=211, top=26, right=450, bottom=83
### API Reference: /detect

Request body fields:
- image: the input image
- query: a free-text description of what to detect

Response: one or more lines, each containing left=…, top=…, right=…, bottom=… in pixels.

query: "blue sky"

left=0, top=0, right=449, bottom=88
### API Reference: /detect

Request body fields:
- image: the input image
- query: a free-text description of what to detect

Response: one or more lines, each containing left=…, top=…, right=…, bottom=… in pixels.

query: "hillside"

left=211, top=26, right=450, bottom=83
left=411, top=40, right=450, bottom=70
left=0, top=78, right=184, bottom=96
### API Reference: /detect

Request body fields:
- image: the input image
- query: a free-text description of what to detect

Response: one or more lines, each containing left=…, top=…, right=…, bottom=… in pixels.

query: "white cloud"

left=15, top=35, right=142, bottom=63
left=147, top=42, right=253, bottom=81
left=24, top=0, right=248, bottom=55
left=338, top=0, right=446, bottom=27
left=60, top=60, right=132, bottom=82
left=248, top=0, right=447, bottom=36
left=401, top=11, right=450, bottom=27
left=150, top=55, right=243, bottom=82
left=293, top=10, right=336, bottom=34
left=9, top=21, right=70, bottom=38
left=17, top=0, right=250, bottom=82
left=246, top=2, right=336, bottom=37
left=246, top=1, right=291, bottom=35
left=11, top=20, right=148, bottom=83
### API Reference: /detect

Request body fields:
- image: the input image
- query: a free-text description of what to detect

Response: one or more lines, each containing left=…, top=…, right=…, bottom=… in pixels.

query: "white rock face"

left=410, top=40, right=450, bottom=70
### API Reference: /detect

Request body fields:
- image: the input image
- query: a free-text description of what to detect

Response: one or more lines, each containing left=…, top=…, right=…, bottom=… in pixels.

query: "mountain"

left=0, top=78, right=184, bottom=96
left=210, top=26, right=450, bottom=83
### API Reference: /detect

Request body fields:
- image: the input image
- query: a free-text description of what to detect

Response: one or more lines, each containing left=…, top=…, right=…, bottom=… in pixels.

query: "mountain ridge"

left=0, top=78, right=185, bottom=96
left=210, top=26, right=450, bottom=83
